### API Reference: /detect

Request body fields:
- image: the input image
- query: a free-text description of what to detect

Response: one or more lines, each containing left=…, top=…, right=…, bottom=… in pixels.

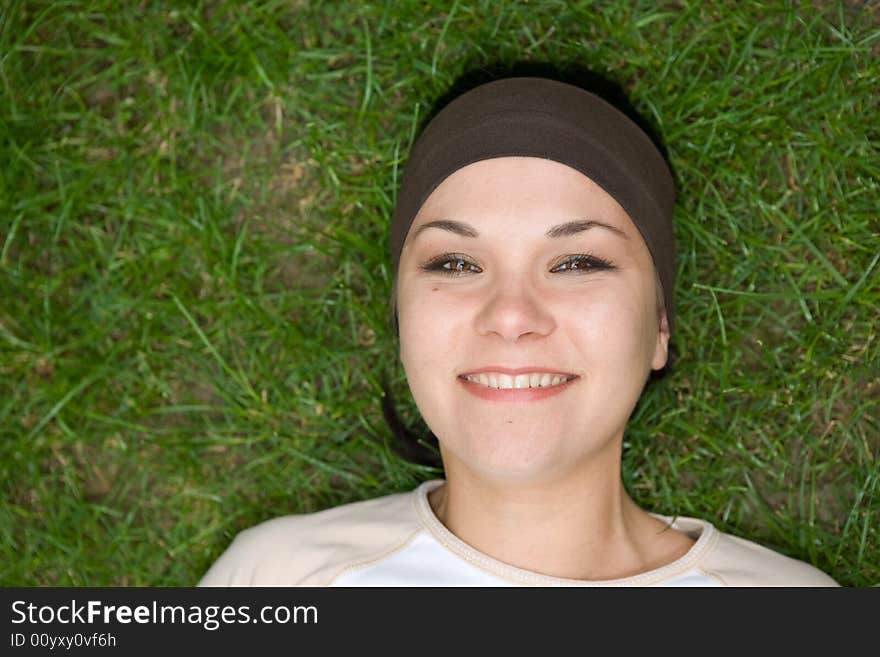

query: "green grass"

left=1, top=0, right=877, bottom=586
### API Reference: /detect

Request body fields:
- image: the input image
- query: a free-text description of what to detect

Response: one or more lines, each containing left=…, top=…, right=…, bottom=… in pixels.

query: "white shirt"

left=199, top=480, right=837, bottom=587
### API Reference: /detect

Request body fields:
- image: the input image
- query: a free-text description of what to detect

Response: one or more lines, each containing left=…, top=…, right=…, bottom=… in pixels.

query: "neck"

left=430, top=449, right=693, bottom=580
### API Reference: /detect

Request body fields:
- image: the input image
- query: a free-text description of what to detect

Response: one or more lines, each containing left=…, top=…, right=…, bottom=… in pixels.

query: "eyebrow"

left=410, top=218, right=629, bottom=241
left=545, top=219, right=629, bottom=240
left=411, top=219, right=479, bottom=240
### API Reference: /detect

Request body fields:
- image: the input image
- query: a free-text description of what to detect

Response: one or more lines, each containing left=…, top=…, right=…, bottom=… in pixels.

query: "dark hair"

left=380, top=383, right=443, bottom=469
left=381, top=60, right=675, bottom=467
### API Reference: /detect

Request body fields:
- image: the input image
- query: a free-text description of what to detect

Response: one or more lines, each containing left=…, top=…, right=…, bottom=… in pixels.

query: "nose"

left=472, top=278, right=556, bottom=342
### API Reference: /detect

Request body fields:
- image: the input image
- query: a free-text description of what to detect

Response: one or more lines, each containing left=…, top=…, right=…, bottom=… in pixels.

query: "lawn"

left=1, top=0, right=877, bottom=586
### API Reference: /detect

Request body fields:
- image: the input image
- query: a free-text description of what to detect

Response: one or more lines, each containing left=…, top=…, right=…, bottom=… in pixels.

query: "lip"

left=461, top=366, right=576, bottom=376
left=457, top=369, right=579, bottom=402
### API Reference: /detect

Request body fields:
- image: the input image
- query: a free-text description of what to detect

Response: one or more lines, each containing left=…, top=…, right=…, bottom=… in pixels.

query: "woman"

left=199, top=76, right=837, bottom=586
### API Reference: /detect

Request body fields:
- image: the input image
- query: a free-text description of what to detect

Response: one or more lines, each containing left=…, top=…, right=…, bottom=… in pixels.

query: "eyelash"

left=551, top=253, right=615, bottom=273
left=419, top=252, right=615, bottom=277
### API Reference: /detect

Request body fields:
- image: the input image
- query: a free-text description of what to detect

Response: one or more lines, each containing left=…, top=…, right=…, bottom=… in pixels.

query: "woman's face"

left=396, top=157, right=669, bottom=484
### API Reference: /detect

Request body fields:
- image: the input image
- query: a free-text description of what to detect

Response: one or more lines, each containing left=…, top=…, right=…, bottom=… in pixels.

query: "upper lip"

left=460, top=366, right=577, bottom=376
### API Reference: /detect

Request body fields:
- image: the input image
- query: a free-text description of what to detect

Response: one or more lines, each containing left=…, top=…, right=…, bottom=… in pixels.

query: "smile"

left=458, top=369, right=579, bottom=402
left=462, top=372, right=576, bottom=390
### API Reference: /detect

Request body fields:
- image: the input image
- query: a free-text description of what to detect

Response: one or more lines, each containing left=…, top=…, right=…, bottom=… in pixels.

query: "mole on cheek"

left=432, top=287, right=438, bottom=292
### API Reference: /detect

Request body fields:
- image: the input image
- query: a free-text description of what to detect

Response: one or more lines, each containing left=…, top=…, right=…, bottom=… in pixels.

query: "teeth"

left=464, top=372, right=573, bottom=389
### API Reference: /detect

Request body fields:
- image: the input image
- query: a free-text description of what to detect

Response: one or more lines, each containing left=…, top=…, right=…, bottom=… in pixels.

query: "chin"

left=439, top=429, right=598, bottom=485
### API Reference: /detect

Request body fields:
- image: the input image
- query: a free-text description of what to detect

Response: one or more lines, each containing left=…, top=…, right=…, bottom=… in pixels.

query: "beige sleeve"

left=701, top=532, right=839, bottom=586
left=197, top=491, right=421, bottom=586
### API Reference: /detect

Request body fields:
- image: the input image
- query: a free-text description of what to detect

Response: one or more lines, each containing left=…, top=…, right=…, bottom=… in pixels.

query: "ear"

left=651, top=308, right=670, bottom=371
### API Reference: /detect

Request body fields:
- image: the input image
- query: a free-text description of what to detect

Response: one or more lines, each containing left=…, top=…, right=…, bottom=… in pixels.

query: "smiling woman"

left=198, top=75, right=837, bottom=587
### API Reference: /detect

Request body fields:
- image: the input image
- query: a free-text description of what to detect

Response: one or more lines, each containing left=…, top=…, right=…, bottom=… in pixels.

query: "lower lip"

left=458, top=376, right=578, bottom=401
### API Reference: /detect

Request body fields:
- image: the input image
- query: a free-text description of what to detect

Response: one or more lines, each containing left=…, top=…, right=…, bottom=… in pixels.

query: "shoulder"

left=198, top=488, right=422, bottom=586
left=698, top=525, right=838, bottom=587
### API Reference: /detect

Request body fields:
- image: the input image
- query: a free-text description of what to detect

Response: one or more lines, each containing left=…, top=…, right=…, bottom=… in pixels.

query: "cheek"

left=397, top=282, right=451, bottom=373
left=396, top=285, right=464, bottom=435
left=566, top=283, right=658, bottom=371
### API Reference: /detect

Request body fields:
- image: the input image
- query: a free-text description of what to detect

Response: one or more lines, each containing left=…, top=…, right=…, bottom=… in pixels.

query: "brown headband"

left=390, top=76, right=676, bottom=331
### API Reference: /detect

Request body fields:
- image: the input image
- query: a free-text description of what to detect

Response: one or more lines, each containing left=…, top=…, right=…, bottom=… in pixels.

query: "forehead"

left=409, top=156, right=636, bottom=237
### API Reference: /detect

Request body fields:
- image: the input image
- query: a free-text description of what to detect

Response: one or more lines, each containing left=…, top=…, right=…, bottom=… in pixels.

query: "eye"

left=419, top=253, right=483, bottom=276
left=550, top=253, right=615, bottom=273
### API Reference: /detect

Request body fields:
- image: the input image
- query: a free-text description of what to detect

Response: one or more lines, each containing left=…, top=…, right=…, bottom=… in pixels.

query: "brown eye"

left=420, top=253, right=482, bottom=276
left=551, top=254, right=615, bottom=273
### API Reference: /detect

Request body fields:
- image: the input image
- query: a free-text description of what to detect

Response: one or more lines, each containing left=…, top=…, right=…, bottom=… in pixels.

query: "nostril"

left=473, top=295, right=556, bottom=342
